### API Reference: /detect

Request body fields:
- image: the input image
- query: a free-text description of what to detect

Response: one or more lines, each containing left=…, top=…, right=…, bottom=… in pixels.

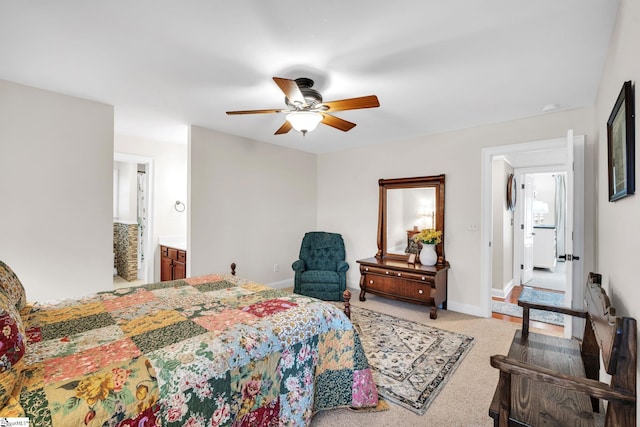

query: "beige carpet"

left=311, top=291, right=539, bottom=427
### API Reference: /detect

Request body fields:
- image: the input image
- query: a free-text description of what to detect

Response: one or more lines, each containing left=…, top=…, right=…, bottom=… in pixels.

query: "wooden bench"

left=489, top=272, right=636, bottom=426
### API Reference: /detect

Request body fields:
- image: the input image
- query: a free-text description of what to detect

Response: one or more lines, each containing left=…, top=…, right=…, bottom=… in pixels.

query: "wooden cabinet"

left=533, top=226, right=556, bottom=270
left=160, top=245, right=187, bottom=281
left=357, top=257, right=449, bottom=319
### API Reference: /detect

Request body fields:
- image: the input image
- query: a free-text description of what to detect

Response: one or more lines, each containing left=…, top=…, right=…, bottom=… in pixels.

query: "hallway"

left=492, top=263, right=566, bottom=335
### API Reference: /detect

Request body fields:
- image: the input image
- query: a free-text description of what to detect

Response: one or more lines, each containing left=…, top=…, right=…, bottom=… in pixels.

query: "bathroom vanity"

left=160, top=244, right=187, bottom=281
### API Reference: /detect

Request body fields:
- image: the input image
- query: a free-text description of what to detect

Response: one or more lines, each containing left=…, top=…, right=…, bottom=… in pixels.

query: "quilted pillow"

left=0, top=291, right=26, bottom=409
left=0, top=261, right=27, bottom=311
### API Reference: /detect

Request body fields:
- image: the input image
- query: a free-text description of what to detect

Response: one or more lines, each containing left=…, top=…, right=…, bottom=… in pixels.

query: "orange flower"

left=111, top=367, right=131, bottom=392
left=75, top=374, right=115, bottom=406
left=136, top=384, right=149, bottom=400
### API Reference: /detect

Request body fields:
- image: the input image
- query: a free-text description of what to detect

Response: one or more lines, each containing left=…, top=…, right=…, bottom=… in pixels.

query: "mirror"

left=376, top=175, right=446, bottom=264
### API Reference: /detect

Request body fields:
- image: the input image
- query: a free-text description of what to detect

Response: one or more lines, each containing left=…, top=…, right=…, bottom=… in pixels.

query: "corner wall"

left=491, top=158, right=514, bottom=296
left=592, top=0, right=639, bottom=389
left=189, top=126, right=317, bottom=285
left=0, top=79, right=114, bottom=301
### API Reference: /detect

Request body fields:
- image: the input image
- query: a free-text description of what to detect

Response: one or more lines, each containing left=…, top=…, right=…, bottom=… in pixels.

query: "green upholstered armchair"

left=292, top=232, right=349, bottom=301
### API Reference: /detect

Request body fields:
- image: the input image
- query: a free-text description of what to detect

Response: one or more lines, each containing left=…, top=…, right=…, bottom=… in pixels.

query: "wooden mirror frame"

left=376, top=174, right=446, bottom=265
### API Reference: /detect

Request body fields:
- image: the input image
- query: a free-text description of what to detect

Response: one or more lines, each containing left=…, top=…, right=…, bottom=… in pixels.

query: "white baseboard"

left=267, top=278, right=294, bottom=290
left=446, top=300, right=486, bottom=318
left=491, top=280, right=514, bottom=299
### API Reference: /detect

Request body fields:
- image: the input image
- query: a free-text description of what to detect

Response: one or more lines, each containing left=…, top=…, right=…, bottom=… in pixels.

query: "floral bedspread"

left=17, top=274, right=378, bottom=426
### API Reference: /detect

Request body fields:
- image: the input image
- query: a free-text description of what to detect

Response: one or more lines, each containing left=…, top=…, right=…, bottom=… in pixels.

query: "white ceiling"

left=0, top=1, right=619, bottom=154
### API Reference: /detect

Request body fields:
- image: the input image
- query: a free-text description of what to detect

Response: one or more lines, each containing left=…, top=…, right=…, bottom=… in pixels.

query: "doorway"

left=514, top=170, right=567, bottom=292
left=113, top=152, right=154, bottom=285
left=481, top=133, right=585, bottom=337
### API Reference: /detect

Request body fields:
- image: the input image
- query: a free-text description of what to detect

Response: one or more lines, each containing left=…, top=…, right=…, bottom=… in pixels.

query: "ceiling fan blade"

left=226, top=108, right=283, bottom=115
left=322, top=95, right=380, bottom=112
left=273, top=77, right=307, bottom=106
left=321, top=114, right=357, bottom=132
left=274, top=121, right=292, bottom=135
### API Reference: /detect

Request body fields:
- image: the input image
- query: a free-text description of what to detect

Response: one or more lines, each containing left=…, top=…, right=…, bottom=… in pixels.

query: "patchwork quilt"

left=14, top=274, right=378, bottom=426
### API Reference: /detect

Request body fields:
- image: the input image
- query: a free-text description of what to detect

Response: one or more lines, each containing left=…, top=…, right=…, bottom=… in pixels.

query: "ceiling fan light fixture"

left=286, top=111, right=323, bottom=134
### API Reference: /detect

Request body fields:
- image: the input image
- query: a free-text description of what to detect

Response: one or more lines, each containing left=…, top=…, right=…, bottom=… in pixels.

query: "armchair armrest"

left=490, top=354, right=636, bottom=405
left=337, top=261, right=349, bottom=273
left=292, top=259, right=306, bottom=272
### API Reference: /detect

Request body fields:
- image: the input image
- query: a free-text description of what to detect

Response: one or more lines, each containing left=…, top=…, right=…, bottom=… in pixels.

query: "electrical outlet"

left=468, top=223, right=479, bottom=231
left=273, top=264, right=279, bottom=272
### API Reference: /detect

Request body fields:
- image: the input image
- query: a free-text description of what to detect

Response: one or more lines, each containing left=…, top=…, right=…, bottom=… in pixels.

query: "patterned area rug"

left=491, top=287, right=565, bottom=326
left=350, top=306, right=474, bottom=415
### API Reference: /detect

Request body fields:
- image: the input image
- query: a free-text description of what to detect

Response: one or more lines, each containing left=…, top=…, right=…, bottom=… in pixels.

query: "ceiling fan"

left=226, top=77, right=380, bottom=135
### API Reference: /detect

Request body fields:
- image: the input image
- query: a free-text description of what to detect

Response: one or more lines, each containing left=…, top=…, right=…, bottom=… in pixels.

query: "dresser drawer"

left=398, top=280, right=430, bottom=302
left=360, top=265, right=433, bottom=284
left=177, top=250, right=186, bottom=263
left=363, top=274, right=431, bottom=303
left=363, top=274, right=395, bottom=293
left=361, top=265, right=396, bottom=277
left=396, top=270, right=433, bottom=283
left=357, top=257, right=449, bottom=320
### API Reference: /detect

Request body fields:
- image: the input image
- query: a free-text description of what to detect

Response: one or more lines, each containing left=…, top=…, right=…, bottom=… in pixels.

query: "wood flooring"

left=492, top=285, right=564, bottom=334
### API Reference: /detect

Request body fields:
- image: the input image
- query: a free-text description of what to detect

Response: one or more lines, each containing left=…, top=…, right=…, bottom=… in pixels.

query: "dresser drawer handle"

left=365, top=267, right=369, bottom=271
left=397, top=273, right=401, bottom=277
left=421, top=276, right=426, bottom=280
left=385, top=271, right=389, bottom=275
left=418, top=289, right=424, bottom=294
left=369, top=280, right=374, bottom=284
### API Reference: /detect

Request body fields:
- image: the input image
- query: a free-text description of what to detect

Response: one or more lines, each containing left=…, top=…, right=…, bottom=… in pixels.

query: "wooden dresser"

left=357, top=257, right=449, bottom=319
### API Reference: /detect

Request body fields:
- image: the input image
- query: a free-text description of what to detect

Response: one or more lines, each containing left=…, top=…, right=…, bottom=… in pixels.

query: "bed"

left=0, top=261, right=378, bottom=426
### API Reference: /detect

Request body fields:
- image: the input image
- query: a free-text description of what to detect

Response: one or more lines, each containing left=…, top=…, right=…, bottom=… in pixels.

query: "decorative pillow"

left=0, top=261, right=27, bottom=311
left=0, top=291, right=26, bottom=409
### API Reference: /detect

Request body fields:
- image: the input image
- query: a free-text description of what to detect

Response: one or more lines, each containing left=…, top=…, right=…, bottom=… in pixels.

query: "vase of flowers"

left=413, top=228, right=442, bottom=266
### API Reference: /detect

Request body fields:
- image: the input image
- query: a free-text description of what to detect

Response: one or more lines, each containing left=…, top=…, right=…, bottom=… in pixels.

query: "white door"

left=564, top=131, right=574, bottom=295
left=563, top=130, right=575, bottom=336
left=521, top=174, right=535, bottom=284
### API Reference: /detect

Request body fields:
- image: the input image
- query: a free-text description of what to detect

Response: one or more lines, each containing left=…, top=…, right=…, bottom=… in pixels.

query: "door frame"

left=514, top=172, right=537, bottom=286
left=512, top=166, right=566, bottom=288
left=480, top=135, right=585, bottom=333
left=114, top=152, right=155, bottom=284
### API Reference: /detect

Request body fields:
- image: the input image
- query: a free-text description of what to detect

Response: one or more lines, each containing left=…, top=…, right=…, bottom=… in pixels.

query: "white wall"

left=491, top=158, right=514, bottom=296
left=114, top=134, right=188, bottom=282
left=317, top=107, right=594, bottom=316
left=0, top=79, right=113, bottom=301
left=531, top=173, right=556, bottom=225
left=113, top=160, right=138, bottom=223
left=592, top=0, right=640, bottom=397
left=189, top=126, right=316, bottom=285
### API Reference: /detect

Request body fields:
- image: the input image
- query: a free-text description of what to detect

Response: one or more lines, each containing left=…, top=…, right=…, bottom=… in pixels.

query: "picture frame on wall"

left=607, top=80, right=635, bottom=202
